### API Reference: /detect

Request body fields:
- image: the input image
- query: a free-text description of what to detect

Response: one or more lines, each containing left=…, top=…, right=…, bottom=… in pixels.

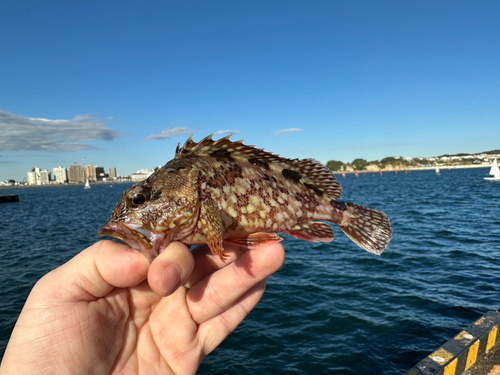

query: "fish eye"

left=126, top=187, right=151, bottom=208
left=133, top=194, right=147, bottom=205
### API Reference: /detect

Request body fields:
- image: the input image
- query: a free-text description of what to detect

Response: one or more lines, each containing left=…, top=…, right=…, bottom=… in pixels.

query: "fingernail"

left=160, top=264, right=182, bottom=295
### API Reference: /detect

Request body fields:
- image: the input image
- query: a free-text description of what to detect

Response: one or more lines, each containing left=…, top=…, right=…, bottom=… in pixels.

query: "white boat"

left=84, top=179, right=91, bottom=189
left=484, top=158, right=500, bottom=181
left=435, top=167, right=440, bottom=175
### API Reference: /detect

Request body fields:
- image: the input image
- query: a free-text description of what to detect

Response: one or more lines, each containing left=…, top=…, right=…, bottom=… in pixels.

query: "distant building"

left=68, top=163, right=85, bottom=183
left=28, top=167, right=41, bottom=185
left=0, top=180, right=16, bottom=187
left=95, top=166, right=109, bottom=181
left=27, top=168, right=39, bottom=185
left=130, top=169, right=153, bottom=182
left=53, top=166, right=67, bottom=184
left=109, top=167, right=117, bottom=179
left=84, top=165, right=97, bottom=182
left=27, top=167, right=51, bottom=185
left=40, top=170, right=51, bottom=185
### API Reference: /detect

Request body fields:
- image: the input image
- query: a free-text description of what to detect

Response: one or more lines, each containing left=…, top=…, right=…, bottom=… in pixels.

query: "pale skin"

left=0, top=240, right=285, bottom=375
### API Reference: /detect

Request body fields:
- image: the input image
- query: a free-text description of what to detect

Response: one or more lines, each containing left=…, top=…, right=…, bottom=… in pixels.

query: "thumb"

left=34, top=240, right=150, bottom=303
left=148, top=242, right=195, bottom=296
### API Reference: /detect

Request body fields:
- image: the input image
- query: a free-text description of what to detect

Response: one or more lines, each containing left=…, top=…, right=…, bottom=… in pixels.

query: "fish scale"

left=98, top=134, right=393, bottom=261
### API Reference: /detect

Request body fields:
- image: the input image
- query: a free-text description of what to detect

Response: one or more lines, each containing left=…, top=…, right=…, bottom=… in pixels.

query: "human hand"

left=0, top=240, right=285, bottom=375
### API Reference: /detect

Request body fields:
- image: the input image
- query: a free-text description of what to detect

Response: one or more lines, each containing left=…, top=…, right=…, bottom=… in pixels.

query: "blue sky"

left=1, top=0, right=498, bottom=181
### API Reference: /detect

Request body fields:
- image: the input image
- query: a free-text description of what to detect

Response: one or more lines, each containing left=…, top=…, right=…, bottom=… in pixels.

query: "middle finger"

left=185, top=242, right=285, bottom=324
left=184, top=243, right=248, bottom=289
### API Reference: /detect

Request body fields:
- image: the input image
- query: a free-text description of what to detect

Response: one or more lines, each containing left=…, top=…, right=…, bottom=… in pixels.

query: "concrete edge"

left=405, top=310, right=500, bottom=375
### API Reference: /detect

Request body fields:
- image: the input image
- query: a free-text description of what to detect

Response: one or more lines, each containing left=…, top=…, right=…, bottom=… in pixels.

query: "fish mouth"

left=98, top=221, right=165, bottom=261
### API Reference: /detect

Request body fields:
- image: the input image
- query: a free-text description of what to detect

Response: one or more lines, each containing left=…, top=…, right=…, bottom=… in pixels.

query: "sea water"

left=0, top=168, right=499, bottom=374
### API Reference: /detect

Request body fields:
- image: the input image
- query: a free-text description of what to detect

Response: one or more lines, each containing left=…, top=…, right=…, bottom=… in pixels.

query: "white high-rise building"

left=27, top=167, right=41, bottom=185
left=40, top=170, right=51, bottom=184
left=27, top=171, right=37, bottom=185
left=53, top=166, right=67, bottom=184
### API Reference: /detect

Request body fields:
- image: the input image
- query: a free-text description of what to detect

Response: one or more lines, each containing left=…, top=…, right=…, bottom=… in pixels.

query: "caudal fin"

left=331, top=201, right=392, bottom=255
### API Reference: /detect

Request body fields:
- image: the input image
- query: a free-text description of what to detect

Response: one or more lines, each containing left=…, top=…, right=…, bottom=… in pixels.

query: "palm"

left=1, top=241, right=285, bottom=375
left=112, top=283, right=201, bottom=374
left=16, top=283, right=198, bottom=374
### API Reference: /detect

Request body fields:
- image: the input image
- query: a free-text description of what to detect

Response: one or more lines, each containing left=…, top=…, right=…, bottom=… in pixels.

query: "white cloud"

left=144, top=127, right=192, bottom=141
left=0, top=109, right=125, bottom=152
left=272, top=128, right=304, bottom=135
left=214, top=130, right=241, bottom=135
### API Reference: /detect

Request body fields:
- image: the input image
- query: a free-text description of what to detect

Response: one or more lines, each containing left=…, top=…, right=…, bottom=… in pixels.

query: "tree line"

left=325, top=155, right=488, bottom=172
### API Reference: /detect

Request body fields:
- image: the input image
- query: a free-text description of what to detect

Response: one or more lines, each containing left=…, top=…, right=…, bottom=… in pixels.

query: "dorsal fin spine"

left=174, top=134, right=342, bottom=199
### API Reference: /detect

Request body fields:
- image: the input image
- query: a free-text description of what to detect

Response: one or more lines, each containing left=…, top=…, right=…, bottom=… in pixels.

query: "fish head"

left=98, top=166, right=200, bottom=261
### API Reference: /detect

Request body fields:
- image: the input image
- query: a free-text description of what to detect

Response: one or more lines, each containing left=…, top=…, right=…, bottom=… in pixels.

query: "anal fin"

left=282, top=221, right=334, bottom=243
left=228, top=232, right=283, bottom=248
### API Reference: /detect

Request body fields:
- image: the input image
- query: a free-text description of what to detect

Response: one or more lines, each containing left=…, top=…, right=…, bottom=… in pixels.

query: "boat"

left=435, top=167, right=440, bottom=175
left=84, top=179, right=91, bottom=189
left=484, top=158, right=500, bottom=181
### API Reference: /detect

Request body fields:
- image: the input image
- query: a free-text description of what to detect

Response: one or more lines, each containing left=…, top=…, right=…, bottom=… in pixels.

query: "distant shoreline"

left=1, top=164, right=491, bottom=189
left=0, top=181, right=133, bottom=190
left=331, top=164, right=490, bottom=175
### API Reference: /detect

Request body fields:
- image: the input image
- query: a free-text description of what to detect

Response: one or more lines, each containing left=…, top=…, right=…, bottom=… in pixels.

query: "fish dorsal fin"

left=176, top=134, right=275, bottom=161
left=175, top=134, right=342, bottom=200
left=286, top=158, right=342, bottom=200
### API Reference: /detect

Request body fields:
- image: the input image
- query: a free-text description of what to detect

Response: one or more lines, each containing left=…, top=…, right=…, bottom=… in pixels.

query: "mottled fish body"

left=98, top=135, right=392, bottom=261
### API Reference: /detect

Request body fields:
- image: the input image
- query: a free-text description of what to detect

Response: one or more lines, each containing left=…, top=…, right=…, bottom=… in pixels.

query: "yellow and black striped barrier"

left=405, top=310, right=500, bottom=375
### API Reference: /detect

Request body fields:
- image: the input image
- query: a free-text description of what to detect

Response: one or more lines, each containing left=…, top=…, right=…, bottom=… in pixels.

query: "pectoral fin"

left=200, top=197, right=225, bottom=261
left=282, top=221, right=334, bottom=242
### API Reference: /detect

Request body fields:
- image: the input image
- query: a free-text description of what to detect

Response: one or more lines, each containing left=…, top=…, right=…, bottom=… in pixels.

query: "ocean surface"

left=1, top=167, right=499, bottom=374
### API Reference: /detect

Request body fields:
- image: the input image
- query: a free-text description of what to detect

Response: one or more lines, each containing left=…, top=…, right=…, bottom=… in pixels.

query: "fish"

left=98, top=135, right=392, bottom=261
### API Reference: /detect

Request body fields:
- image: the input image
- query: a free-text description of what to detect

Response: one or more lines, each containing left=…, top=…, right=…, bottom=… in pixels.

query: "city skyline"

left=0, top=1, right=498, bottom=181
left=23, top=164, right=120, bottom=185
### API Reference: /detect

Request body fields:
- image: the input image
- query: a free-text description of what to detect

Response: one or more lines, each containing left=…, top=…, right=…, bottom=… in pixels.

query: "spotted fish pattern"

left=98, top=135, right=392, bottom=261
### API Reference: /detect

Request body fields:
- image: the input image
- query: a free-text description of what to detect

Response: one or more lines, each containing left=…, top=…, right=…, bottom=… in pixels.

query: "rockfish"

left=98, top=135, right=392, bottom=261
